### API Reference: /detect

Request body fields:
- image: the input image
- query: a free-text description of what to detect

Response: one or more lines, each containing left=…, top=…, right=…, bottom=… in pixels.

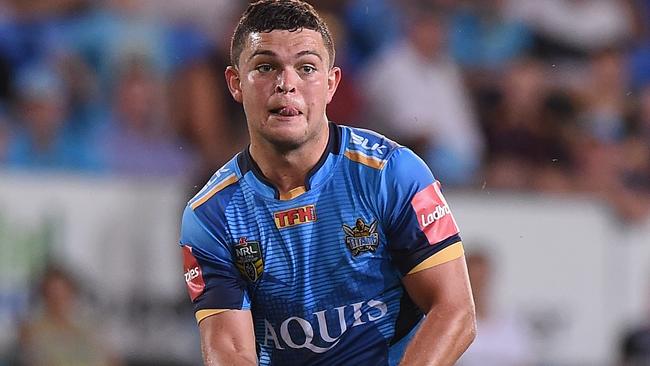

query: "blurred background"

left=0, top=0, right=649, bottom=365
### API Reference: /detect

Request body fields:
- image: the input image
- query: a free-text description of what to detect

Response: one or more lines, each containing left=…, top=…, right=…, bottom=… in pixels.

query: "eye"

left=300, top=65, right=316, bottom=74
left=256, top=64, right=273, bottom=73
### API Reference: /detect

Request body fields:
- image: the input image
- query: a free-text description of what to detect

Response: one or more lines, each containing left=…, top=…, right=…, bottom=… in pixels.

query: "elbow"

left=467, top=309, right=477, bottom=345
left=444, top=299, right=476, bottom=350
left=463, top=303, right=477, bottom=347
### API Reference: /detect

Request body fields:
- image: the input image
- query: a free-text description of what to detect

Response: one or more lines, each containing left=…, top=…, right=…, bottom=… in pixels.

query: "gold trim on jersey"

left=195, top=309, right=229, bottom=324
left=191, top=174, right=239, bottom=210
left=407, top=241, right=464, bottom=275
left=344, top=150, right=387, bottom=170
left=279, top=186, right=307, bottom=201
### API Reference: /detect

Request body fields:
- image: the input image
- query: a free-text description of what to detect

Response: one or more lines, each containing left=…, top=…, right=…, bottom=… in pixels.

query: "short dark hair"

left=230, top=0, right=335, bottom=68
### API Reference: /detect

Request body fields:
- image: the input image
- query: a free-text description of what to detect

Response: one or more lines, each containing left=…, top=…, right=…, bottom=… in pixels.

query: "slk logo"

left=350, top=132, right=387, bottom=155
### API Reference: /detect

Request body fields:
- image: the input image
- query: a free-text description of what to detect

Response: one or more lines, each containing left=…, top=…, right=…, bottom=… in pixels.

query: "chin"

left=261, top=120, right=309, bottom=148
left=263, top=130, right=308, bottom=151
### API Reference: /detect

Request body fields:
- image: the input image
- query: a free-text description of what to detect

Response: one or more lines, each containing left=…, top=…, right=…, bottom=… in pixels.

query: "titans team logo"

left=343, top=218, right=379, bottom=256
left=234, top=237, right=264, bottom=282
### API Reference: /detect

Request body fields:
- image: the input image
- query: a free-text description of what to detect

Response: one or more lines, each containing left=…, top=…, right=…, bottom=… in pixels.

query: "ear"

left=326, top=66, right=342, bottom=104
left=225, top=66, right=243, bottom=103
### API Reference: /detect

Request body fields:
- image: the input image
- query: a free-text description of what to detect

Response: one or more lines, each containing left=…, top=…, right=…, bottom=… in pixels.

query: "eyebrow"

left=296, top=50, right=323, bottom=61
left=247, top=49, right=324, bottom=63
left=247, top=50, right=277, bottom=63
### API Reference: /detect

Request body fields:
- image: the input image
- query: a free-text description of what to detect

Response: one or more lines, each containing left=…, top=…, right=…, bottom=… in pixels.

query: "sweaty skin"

left=199, top=26, right=476, bottom=366
left=225, top=29, right=341, bottom=195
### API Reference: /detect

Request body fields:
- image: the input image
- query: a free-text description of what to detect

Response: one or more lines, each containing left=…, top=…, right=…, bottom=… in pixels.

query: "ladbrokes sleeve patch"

left=410, top=181, right=459, bottom=245
left=182, top=245, right=206, bottom=301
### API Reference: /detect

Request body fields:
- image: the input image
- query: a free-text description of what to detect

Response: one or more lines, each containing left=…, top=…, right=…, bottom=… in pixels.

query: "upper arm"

left=401, top=255, right=474, bottom=313
left=379, top=148, right=463, bottom=276
left=180, top=204, right=257, bottom=364
left=199, top=310, right=257, bottom=366
left=179, top=205, right=251, bottom=323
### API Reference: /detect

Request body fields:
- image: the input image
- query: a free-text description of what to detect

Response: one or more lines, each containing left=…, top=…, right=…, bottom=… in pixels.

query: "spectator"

left=137, top=0, right=240, bottom=49
left=509, top=0, right=634, bottom=60
left=5, top=63, right=102, bottom=171
left=570, top=50, right=650, bottom=221
left=627, top=0, right=650, bottom=90
left=343, top=0, right=404, bottom=72
left=577, top=49, right=630, bottom=143
left=450, top=0, right=532, bottom=72
left=620, top=263, right=650, bottom=366
left=361, top=1, right=484, bottom=185
left=615, top=84, right=650, bottom=219
left=17, top=265, right=120, bottom=366
left=99, top=56, right=195, bottom=178
left=621, top=325, right=650, bottom=366
left=481, top=58, right=578, bottom=192
left=318, top=10, right=364, bottom=125
left=459, top=250, right=535, bottom=366
left=0, top=106, right=9, bottom=162
left=53, top=0, right=234, bottom=182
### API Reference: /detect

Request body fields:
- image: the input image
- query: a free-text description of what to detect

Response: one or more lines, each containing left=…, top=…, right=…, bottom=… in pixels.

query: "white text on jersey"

left=420, top=204, right=451, bottom=228
left=262, top=299, right=387, bottom=353
left=350, top=132, right=387, bottom=155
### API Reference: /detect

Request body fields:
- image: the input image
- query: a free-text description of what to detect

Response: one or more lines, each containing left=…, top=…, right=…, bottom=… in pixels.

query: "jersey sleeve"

left=179, top=205, right=250, bottom=323
left=379, top=148, right=463, bottom=276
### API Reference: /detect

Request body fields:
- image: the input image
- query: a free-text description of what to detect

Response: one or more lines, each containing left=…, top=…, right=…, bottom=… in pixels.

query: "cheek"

left=304, top=82, right=329, bottom=107
left=241, top=87, right=266, bottom=112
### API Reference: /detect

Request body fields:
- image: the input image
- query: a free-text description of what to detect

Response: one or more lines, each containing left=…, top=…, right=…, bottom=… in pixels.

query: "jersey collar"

left=237, top=122, right=342, bottom=200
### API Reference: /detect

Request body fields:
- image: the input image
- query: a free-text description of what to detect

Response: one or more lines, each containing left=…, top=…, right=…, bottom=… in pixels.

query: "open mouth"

left=270, top=106, right=302, bottom=117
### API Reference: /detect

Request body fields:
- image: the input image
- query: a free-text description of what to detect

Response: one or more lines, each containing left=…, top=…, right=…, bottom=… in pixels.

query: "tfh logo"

left=274, top=205, right=316, bottom=229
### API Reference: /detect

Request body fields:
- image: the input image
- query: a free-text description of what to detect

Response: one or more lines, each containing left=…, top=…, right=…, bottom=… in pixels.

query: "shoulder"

left=339, top=125, right=401, bottom=170
left=339, top=125, right=434, bottom=181
left=383, top=147, right=436, bottom=186
left=181, top=155, right=243, bottom=246
left=188, top=154, right=242, bottom=211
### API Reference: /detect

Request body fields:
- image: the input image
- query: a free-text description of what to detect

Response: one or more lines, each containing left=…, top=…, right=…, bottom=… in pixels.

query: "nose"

left=275, top=68, right=298, bottom=94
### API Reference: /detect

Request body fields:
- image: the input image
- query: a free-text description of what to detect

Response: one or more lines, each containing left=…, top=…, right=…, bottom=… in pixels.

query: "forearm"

left=399, top=305, right=476, bottom=366
left=198, top=310, right=257, bottom=366
left=201, top=342, right=258, bottom=366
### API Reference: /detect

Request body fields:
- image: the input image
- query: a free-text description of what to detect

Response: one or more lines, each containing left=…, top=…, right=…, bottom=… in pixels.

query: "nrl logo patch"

left=234, top=237, right=263, bottom=282
left=343, top=218, right=379, bottom=256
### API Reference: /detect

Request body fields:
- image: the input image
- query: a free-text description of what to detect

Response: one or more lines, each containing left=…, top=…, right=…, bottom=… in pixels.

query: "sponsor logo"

left=342, top=218, right=379, bottom=256
left=184, top=266, right=200, bottom=283
left=350, top=132, right=387, bottom=155
left=234, top=237, right=264, bottom=282
left=262, top=299, right=387, bottom=353
left=181, top=246, right=205, bottom=301
left=193, top=167, right=231, bottom=199
left=411, top=181, right=459, bottom=244
left=420, top=204, right=451, bottom=228
left=274, top=205, right=316, bottom=229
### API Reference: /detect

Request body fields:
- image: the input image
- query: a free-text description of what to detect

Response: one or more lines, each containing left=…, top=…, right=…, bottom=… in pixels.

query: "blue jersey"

left=180, top=123, right=464, bottom=365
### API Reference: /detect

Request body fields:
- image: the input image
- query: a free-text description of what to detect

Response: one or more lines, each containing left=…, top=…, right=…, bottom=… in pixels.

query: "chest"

left=224, top=180, right=395, bottom=301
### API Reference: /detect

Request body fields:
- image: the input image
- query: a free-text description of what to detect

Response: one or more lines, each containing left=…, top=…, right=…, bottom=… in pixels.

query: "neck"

left=249, top=123, right=330, bottom=195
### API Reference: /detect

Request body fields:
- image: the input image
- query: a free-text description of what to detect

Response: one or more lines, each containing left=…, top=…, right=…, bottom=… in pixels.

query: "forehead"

left=241, top=29, right=327, bottom=63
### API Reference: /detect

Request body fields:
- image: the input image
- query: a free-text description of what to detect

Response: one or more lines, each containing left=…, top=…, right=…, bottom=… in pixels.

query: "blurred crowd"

left=2, top=1, right=650, bottom=364
left=0, top=0, right=649, bottom=222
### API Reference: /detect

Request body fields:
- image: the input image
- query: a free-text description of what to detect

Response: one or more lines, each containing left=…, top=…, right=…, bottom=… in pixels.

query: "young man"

left=179, top=1, right=476, bottom=365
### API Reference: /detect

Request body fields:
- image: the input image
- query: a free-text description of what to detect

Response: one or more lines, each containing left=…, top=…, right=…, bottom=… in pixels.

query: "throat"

left=263, top=162, right=311, bottom=195
left=247, top=121, right=333, bottom=198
